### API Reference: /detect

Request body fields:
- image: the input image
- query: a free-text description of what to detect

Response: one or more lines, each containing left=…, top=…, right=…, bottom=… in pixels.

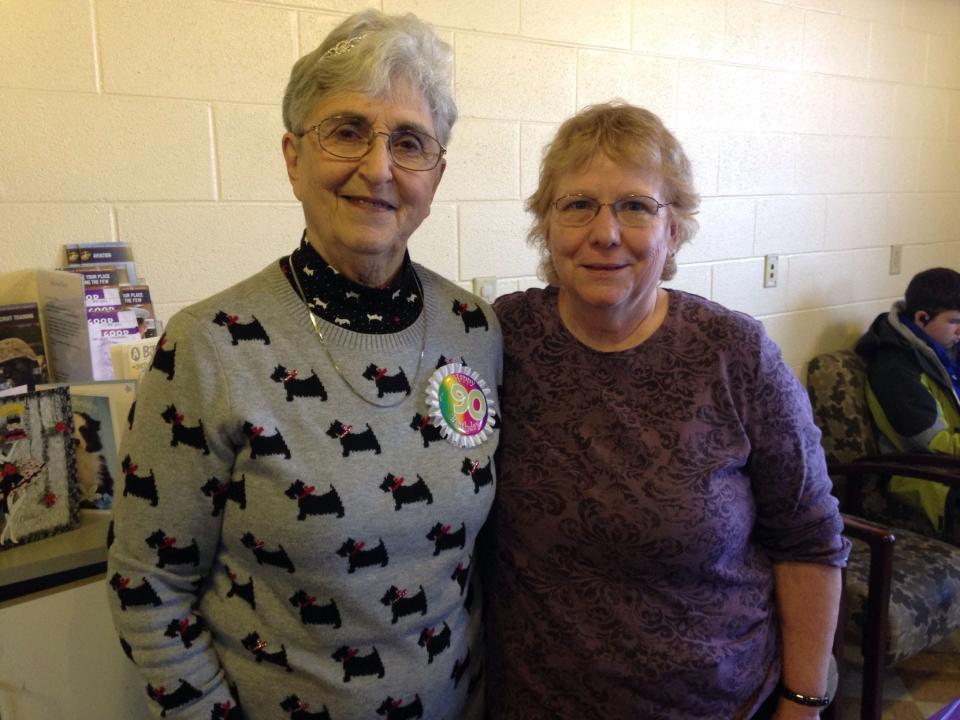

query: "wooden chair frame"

left=827, top=458, right=960, bottom=720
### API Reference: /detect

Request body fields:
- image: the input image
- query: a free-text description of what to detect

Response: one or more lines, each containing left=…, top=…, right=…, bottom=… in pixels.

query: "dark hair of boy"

left=904, top=267, right=960, bottom=320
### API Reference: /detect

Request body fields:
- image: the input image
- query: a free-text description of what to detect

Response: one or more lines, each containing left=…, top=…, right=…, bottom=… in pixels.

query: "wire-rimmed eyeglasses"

left=299, top=115, right=446, bottom=171
left=552, top=194, right=672, bottom=227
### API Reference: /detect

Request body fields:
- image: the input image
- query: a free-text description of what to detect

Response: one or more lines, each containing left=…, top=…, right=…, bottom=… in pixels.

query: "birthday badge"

left=425, top=363, right=496, bottom=448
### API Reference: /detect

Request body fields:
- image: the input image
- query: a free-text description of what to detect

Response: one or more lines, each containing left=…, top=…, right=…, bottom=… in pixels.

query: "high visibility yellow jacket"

left=855, top=302, right=960, bottom=533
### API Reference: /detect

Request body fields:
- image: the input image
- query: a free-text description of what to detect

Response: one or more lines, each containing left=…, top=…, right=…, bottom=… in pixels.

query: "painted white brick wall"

left=1, top=0, right=959, bottom=384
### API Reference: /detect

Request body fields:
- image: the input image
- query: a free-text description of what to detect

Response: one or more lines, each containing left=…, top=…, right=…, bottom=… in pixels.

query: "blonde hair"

left=527, top=101, right=700, bottom=284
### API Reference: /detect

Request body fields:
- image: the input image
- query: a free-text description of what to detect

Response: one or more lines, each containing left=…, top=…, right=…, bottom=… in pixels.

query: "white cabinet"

left=0, top=577, right=148, bottom=719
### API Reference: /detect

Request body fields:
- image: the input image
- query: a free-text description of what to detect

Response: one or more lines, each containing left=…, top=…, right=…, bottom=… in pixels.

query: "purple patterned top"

left=484, top=287, right=848, bottom=720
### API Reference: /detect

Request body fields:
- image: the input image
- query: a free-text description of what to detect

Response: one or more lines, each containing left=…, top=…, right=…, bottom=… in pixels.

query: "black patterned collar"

left=280, top=237, right=423, bottom=334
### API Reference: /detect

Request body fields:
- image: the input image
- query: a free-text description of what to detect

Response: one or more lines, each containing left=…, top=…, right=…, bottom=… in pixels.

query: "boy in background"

left=855, top=267, right=960, bottom=538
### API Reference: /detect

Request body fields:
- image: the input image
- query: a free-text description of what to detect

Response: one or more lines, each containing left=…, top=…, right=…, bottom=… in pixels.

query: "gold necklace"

left=288, top=255, right=426, bottom=408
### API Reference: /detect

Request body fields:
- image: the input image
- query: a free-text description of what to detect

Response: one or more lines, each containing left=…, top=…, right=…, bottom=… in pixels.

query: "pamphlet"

left=0, top=302, right=48, bottom=390
left=64, top=242, right=140, bottom=285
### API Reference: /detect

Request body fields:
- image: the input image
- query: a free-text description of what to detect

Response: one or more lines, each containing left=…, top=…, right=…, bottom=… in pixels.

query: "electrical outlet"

left=473, top=276, right=497, bottom=303
left=763, top=255, right=778, bottom=288
left=889, top=245, right=902, bottom=275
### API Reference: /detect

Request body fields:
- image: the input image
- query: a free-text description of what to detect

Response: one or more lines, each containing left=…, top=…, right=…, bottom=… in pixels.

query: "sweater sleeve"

left=107, top=309, right=239, bottom=718
left=743, top=328, right=850, bottom=566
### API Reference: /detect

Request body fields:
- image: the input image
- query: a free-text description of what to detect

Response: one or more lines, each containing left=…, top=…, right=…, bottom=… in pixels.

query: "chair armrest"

left=865, top=452, right=960, bottom=471
left=829, top=459, right=960, bottom=489
left=840, top=513, right=896, bottom=546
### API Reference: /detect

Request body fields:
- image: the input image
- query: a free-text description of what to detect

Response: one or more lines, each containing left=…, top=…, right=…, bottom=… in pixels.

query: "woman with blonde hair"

left=484, top=101, right=848, bottom=719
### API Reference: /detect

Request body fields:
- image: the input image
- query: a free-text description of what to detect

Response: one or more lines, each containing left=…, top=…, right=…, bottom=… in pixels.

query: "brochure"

left=64, top=242, right=140, bottom=285
left=0, top=302, right=48, bottom=390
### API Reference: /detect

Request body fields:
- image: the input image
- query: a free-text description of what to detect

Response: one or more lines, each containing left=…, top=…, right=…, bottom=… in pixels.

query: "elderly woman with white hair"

left=108, top=10, right=499, bottom=718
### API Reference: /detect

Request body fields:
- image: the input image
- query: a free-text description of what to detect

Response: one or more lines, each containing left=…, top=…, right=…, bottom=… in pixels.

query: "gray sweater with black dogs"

left=107, top=261, right=500, bottom=720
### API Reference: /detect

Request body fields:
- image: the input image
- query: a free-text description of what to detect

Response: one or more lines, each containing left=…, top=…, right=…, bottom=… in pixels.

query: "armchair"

left=807, top=350, right=960, bottom=720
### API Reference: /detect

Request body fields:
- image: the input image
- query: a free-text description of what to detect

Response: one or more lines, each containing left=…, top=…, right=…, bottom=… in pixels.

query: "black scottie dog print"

left=452, top=300, right=488, bottom=333
left=418, top=622, right=451, bottom=663
left=119, top=636, right=134, bottom=662
left=242, top=631, right=293, bottom=672
left=212, top=311, right=271, bottom=345
left=451, top=649, right=472, bottom=688
left=151, top=334, right=176, bottom=380
left=285, top=480, right=345, bottom=520
left=451, top=559, right=470, bottom=596
left=271, top=365, right=327, bottom=402
left=224, top=564, right=256, bottom=609
left=164, top=615, right=206, bottom=648
left=280, top=694, right=331, bottom=720
left=435, top=354, right=466, bottom=369
left=379, top=473, right=433, bottom=511
left=460, top=456, right=494, bottom=494
left=376, top=695, right=424, bottom=720
left=200, top=475, right=247, bottom=516
left=161, top=404, right=210, bottom=455
left=127, top=400, right=136, bottom=430
left=110, top=573, right=161, bottom=610
left=147, top=679, right=202, bottom=717
left=361, top=364, right=411, bottom=398
left=326, top=420, right=381, bottom=457
left=336, top=537, right=389, bottom=573
left=426, top=522, right=466, bottom=556
left=121, top=454, right=158, bottom=506
left=409, top=413, right=443, bottom=448
left=211, top=698, right=242, bottom=719
left=289, top=590, right=342, bottom=628
left=242, top=421, right=291, bottom=460
left=145, top=529, right=200, bottom=568
left=380, top=585, right=427, bottom=624
left=331, top=645, right=385, bottom=682
left=241, top=532, right=295, bottom=573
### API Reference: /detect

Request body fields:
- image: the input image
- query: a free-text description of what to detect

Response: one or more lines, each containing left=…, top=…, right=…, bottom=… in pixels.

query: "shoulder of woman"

left=163, top=265, right=277, bottom=344
left=492, top=287, right=550, bottom=323
left=671, top=290, right=764, bottom=341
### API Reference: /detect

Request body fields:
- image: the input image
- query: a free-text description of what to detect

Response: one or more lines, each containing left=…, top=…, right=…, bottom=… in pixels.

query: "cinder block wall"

left=2, top=0, right=959, bottom=376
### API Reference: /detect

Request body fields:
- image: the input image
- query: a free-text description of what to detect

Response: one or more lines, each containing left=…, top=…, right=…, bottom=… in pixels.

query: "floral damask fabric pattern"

left=483, top=287, right=849, bottom=720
